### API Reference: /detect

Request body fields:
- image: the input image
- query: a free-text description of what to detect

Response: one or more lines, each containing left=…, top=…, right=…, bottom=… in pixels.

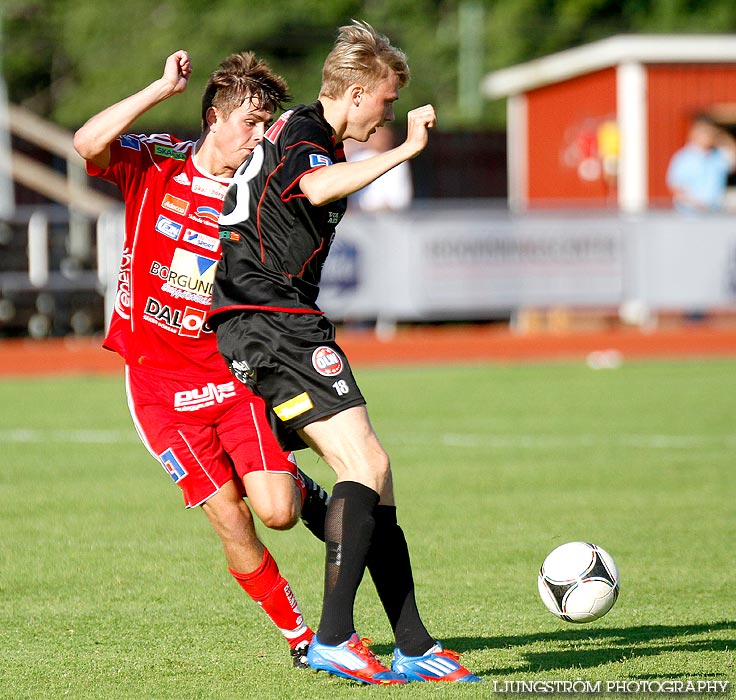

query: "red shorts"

left=125, top=365, right=297, bottom=508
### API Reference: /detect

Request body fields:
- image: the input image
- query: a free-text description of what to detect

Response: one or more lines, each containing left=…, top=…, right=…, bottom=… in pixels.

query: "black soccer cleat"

left=297, top=468, right=329, bottom=542
left=290, top=639, right=311, bottom=669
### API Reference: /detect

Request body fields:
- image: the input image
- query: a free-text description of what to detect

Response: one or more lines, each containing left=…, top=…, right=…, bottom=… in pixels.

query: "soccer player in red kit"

left=210, top=22, right=481, bottom=684
left=73, top=50, right=327, bottom=668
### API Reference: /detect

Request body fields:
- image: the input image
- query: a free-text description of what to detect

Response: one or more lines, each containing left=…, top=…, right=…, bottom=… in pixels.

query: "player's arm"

left=72, top=50, right=192, bottom=170
left=300, top=104, right=436, bottom=207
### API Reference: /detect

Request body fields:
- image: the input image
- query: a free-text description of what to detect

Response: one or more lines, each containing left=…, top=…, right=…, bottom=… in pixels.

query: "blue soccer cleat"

left=307, top=633, right=407, bottom=685
left=392, top=642, right=482, bottom=682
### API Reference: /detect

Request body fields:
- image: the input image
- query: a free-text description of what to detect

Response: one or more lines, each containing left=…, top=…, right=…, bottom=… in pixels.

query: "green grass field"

left=1, top=358, right=734, bottom=699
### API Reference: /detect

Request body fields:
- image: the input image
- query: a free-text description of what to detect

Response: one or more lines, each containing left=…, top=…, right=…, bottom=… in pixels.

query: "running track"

left=2, top=324, right=736, bottom=376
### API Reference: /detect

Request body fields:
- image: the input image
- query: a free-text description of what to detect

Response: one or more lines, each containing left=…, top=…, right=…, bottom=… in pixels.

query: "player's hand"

left=162, top=50, right=192, bottom=96
left=403, top=104, right=437, bottom=158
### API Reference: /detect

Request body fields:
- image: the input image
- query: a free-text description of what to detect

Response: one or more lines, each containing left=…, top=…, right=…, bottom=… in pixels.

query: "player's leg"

left=301, top=409, right=423, bottom=646
left=201, top=479, right=263, bottom=570
left=243, top=469, right=329, bottom=541
left=125, top=367, right=314, bottom=666
left=202, top=481, right=313, bottom=666
left=299, top=405, right=388, bottom=643
left=301, top=404, right=390, bottom=493
left=366, top=500, right=479, bottom=681
left=297, top=407, right=403, bottom=684
left=242, top=470, right=300, bottom=530
left=303, top=406, right=480, bottom=682
left=363, top=468, right=432, bottom=653
left=217, top=390, right=329, bottom=540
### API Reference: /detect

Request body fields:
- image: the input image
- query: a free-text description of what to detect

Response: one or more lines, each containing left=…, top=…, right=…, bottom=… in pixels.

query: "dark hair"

left=201, top=52, right=291, bottom=131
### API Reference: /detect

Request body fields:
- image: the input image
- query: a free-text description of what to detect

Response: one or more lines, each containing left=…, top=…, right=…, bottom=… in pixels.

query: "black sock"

left=366, top=505, right=434, bottom=656
left=316, top=481, right=379, bottom=646
left=297, top=468, right=329, bottom=542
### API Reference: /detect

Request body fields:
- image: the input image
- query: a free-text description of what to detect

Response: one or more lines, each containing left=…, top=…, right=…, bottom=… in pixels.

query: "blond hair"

left=201, top=52, right=290, bottom=131
left=320, top=20, right=410, bottom=99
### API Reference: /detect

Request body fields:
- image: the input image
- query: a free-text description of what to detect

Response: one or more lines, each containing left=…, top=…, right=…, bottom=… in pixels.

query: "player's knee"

left=342, top=450, right=391, bottom=493
left=254, top=501, right=299, bottom=531
left=367, top=455, right=390, bottom=488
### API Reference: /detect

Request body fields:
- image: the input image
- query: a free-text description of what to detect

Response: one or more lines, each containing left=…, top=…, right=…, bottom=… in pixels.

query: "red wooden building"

left=482, top=35, right=736, bottom=212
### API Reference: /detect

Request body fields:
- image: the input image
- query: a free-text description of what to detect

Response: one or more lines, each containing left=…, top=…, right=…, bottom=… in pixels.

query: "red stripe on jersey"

left=280, top=140, right=333, bottom=202
left=296, top=238, right=326, bottom=279
left=208, top=304, right=324, bottom=319
left=281, top=166, right=324, bottom=202
left=258, top=162, right=284, bottom=263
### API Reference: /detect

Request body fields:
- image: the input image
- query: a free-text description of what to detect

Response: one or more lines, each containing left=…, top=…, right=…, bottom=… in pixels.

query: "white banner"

left=319, top=208, right=736, bottom=321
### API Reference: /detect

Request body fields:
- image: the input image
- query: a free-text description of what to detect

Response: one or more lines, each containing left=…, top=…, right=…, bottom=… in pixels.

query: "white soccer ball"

left=538, top=542, right=619, bottom=623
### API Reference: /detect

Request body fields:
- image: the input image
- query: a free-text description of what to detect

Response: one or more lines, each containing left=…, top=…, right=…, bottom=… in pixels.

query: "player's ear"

left=349, top=85, right=363, bottom=107
left=205, top=106, right=219, bottom=132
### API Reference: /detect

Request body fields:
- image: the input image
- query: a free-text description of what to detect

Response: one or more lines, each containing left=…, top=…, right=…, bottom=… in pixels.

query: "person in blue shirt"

left=667, top=114, right=736, bottom=213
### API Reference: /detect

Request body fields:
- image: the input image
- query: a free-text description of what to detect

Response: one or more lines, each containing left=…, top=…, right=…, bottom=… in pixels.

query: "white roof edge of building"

left=482, top=34, right=736, bottom=98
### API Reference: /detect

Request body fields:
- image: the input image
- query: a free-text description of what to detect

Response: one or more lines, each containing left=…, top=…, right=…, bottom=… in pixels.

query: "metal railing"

left=0, top=102, right=122, bottom=336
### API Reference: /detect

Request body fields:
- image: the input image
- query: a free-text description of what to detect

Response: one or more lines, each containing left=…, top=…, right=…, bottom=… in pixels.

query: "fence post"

left=96, top=209, right=125, bottom=331
left=28, top=209, right=49, bottom=287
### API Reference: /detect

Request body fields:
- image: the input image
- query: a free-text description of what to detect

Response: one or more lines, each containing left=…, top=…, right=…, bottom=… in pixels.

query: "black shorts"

left=215, top=310, right=366, bottom=449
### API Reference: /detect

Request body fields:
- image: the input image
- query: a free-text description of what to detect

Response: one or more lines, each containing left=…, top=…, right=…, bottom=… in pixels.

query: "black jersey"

left=209, top=101, right=347, bottom=320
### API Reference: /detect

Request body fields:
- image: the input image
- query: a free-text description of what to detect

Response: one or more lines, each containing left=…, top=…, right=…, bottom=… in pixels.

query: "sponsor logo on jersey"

left=230, top=359, right=254, bottom=384
left=149, top=260, right=208, bottom=306
left=273, top=392, right=314, bottom=421
left=155, top=214, right=183, bottom=240
left=191, top=205, right=220, bottom=224
left=328, top=211, right=342, bottom=225
left=143, top=297, right=210, bottom=338
left=178, top=306, right=208, bottom=337
left=173, top=172, right=191, bottom=186
left=312, top=346, right=343, bottom=377
left=265, top=110, right=293, bottom=143
left=309, top=153, right=333, bottom=168
left=159, top=447, right=187, bottom=483
left=162, top=193, right=189, bottom=216
left=119, top=135, right=141, bottom=151
left=183, top=229, right=219, bottom=253
left=165, top=248, right=217, bottom=299
left=220, top=230, right=241, bottom=242
left=192, top=176, right=227, bottom=201
left=174, top=381, right=237, bottom=411
left=155, top=144, right=187, bottom=161
left=114, top=247, right=133, bottom=319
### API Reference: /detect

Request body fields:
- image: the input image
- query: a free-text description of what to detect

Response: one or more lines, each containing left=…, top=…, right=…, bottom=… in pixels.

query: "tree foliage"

left=4, top=0, right=736, bottom=131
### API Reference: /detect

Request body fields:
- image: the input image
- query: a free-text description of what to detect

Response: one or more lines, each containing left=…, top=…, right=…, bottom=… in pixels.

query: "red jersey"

left=89, top=133, right=231, bottom=380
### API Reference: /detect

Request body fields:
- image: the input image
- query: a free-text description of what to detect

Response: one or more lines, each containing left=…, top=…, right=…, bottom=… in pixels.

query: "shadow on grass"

left=373, top=621, right=735, bottom=676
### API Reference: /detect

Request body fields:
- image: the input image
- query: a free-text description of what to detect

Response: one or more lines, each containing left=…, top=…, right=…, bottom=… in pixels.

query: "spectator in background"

left=666, top=114, right=736, bottom=213
left=346, top=126, right=413, bottom=211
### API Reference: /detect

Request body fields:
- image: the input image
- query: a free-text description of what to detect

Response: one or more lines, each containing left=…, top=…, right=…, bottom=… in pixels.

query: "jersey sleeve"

left=280, top=118, right=335, bottom=202
left=85, top=134, right=167, bottom=198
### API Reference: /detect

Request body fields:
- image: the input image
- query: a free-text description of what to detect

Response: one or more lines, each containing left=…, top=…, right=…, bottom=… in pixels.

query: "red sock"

left=229, top=549, right=313, bottom=649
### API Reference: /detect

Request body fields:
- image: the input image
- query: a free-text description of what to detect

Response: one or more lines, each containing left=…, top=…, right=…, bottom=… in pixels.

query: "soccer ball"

left=538, top=542, right=619, bottom=623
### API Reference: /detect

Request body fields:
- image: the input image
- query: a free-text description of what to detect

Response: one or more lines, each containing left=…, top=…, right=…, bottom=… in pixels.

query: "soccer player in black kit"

left=209, top=21, right=481, bottom=685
